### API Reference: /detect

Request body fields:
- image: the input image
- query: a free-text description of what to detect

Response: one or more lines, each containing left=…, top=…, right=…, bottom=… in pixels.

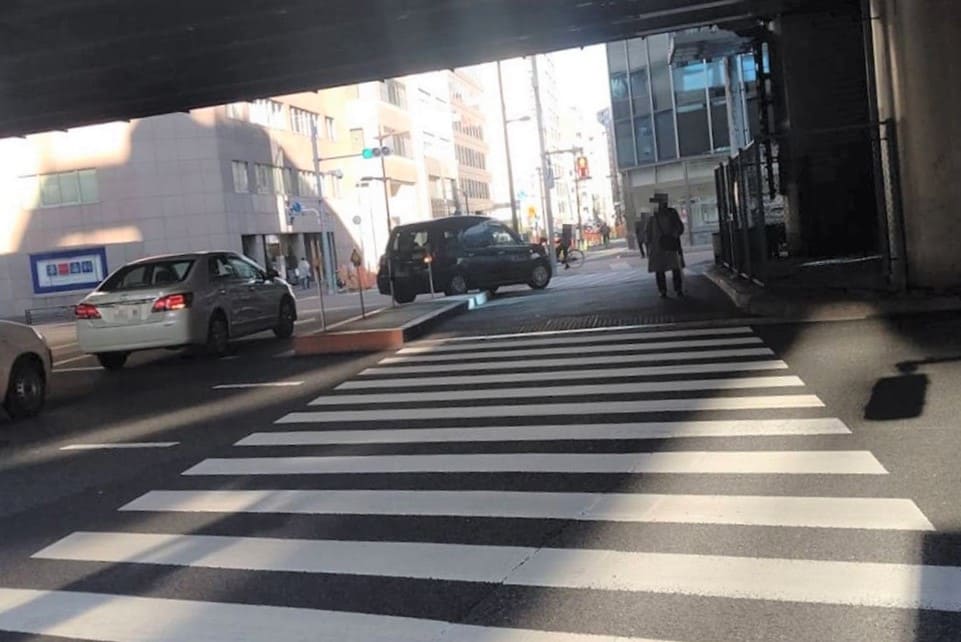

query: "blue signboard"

left=30, top=247, right=108, bottom=295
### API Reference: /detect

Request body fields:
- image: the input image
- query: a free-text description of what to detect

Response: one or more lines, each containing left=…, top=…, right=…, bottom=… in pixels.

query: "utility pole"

left=531, top=54, right=557, bottom=272
left=310, top=116, right=337, bottom=296
left=377, top=127, right=394, bottom=233
left=497, top=60, right=520, bottom=232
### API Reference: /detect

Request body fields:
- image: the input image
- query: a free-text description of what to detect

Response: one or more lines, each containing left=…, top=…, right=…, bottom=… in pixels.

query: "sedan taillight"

left=75, top=303, right=101, bottom=320
left=152, top=293, right=193, bottom=312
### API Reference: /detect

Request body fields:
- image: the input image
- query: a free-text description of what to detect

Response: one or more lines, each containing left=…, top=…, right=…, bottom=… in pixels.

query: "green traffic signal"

left=361, top=148, right=374, bottom=159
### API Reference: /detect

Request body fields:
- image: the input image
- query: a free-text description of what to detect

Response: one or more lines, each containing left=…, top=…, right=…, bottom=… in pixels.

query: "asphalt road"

left=2, top=250, right=961, bottom=641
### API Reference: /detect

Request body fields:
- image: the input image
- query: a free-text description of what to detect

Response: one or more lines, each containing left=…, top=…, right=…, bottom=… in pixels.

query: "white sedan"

left=0, top=321, right=53, bottom=419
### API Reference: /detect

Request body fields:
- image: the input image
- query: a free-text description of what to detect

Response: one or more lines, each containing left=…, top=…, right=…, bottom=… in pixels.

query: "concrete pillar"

left=870, top=0, right=961, bottom=289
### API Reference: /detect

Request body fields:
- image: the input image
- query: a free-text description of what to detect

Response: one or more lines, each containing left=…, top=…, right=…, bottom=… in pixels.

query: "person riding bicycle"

left=556, top=225, right=574, bottom=270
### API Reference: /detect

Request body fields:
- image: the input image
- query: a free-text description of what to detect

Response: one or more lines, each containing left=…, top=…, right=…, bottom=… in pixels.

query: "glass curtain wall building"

left=608, top=32, right=760, bottom=246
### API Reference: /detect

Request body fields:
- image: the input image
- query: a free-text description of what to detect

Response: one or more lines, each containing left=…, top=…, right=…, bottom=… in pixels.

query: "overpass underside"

left=0, top=0, right=791, bottom=138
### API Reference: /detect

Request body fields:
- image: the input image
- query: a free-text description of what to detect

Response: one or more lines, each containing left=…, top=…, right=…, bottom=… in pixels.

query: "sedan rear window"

left=100, top=260, right=194, bottom=291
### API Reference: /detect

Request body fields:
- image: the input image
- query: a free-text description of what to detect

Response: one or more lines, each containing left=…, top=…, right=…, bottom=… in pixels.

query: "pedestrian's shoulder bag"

left=655, top=213, right=681, bottom=253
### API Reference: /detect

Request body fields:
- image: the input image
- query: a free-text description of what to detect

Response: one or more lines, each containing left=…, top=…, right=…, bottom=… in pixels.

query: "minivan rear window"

left=392, top=229, right=431, bottom=254
left=100, top=259, right=194, bottom=291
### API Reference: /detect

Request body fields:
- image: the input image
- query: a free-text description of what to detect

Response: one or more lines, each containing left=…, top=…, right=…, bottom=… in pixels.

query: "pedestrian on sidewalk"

left=644, top=192, right=685, bottom=298
left=298, top=257, right=312, bottom=290
left=600, top=222, right=611, bottom=248
left=634, top=210, right=649, bottom=258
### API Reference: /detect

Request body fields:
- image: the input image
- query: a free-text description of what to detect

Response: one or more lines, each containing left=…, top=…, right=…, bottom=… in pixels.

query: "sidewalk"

left=705, top=263, right=961, bottom=321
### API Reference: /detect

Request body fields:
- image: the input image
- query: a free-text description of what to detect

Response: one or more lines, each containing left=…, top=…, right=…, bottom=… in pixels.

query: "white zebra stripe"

left=182, top=450, right=886, bottom=476
left=121, top=489, right=933, bottom=531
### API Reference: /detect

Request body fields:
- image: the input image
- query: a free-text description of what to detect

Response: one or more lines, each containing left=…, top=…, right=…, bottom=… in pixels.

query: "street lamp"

left=497, top=59, right=531, bottom=233
left=373, top=128, right=409, bottom=234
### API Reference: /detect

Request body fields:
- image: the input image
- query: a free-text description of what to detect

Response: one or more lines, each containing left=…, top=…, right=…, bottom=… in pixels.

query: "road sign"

left=350, top=249, right=363, bottom=267
left=352, top=215, right=362, bottom=226
left=290, top=201, right=303, bottom=214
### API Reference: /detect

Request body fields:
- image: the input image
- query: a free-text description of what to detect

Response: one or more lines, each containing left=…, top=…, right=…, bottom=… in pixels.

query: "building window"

left=708, top=61, right=730, bottom=151
left=20, top=169, right=98, bottom=209
left=231, top=161, right=249, bottom=193
left=298, top=170, right=318, bottom=197
left=270, top=166, right=296, bottom=195
left=324, top=116, right=336, bottom=140
left=349, top=128, right=365, bottom=153
left=254, top=163, right=273, bottom=193
left=380, top=79, right=408, bottom=109
left=325, top=173, right=342, bottom=198
left=655, top=110, right=677, bottom=161
left=226, top=103, right=246, bottom=120
left=614, top=121, right=635, bottom=168
left=250, top=99, right=286, bottom=129
left=389, top=131, right=412, bottom=158
left=290, top=107, right=318, bottom=136
left=674, top=62, right=711, bottom=157
left=634, top=116, right=655, bottom=164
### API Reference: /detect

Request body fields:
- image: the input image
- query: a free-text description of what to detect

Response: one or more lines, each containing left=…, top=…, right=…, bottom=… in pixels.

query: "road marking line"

left=361, top=348, right=777, bottom=375
left=121, top=489, right=932, bottom=531
left=219, top=355, right=241, bottom=361
left=293, top=318, right=316, bottom=326
left=0, top=588, right=670, bottom=642
left=237, top=418, right=851, bottom=446
left=52, top=366, right=103, bottom=373
left=381, top=337, right=764, bottom=364
left=399, top=326, right=755, bottom=354
left=272, top=349, right=296, bottom=358
left=35, top=533, right=961, bottom=611
left=184, top=450, right=885, bottom=476
left=60, top=442, right=179, bottom=451
left=49, top=341, right=80, bottom=350
left=340, top=360, right=790, bottom=389
left=212, top=381, right=304, bottom=390
left=312, top=376, right=806, bottom=406
left=277, top=394, right=825, bottom=423
left=52, top=353, right=95, bottom=366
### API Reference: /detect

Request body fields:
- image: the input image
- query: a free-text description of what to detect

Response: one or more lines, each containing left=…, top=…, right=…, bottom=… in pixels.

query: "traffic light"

left=575, top=156, right=590, bottom=180
left=361, top=146, right=392, bottom=159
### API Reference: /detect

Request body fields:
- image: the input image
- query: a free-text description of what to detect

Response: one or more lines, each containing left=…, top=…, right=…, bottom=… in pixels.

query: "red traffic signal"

left=575, top=156, right=590, bottom=180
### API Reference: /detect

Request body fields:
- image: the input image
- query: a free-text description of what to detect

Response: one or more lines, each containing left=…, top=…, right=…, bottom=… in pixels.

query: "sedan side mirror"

left=266, top=268, right=280, bottom=281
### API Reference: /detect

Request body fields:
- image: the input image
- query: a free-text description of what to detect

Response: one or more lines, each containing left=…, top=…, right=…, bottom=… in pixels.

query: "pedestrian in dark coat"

left=644, top=192, right=685, bottom=297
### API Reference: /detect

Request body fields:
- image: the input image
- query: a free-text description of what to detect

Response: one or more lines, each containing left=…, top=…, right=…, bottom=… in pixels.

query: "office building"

left=606, top=30, right=761, bottom=245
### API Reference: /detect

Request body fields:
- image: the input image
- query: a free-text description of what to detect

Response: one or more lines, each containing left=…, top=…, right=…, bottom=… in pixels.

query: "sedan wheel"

left=206, top=314, right=230, bottom=356
left=273, top=299, right=295, bottom=339
left=445, top=273, right=469, bottom=296
left=3, top=358, right=45, bottom=419
left=529, top=263, right=551, bottom=289
left=96, top=352, right=129, bottom=370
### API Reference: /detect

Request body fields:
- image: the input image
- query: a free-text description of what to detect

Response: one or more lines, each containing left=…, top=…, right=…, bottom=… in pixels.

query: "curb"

left=704, top=265, right=961, bottom=321
left=293, top=291, right=488, bottom=355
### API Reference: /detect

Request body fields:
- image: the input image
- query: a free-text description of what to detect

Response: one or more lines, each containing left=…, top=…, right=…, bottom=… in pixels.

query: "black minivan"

left=377, top=216, right=552, bottom=303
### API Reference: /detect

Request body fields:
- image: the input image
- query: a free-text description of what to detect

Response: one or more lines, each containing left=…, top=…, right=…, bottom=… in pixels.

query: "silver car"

left=76, top=252, right=297, bottom=369
left=0, top=321, right=53, bottom=418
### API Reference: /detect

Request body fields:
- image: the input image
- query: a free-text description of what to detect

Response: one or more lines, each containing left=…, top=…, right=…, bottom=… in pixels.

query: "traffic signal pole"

left=309, top=118, right=339, bottom=297
left=531, top=55, right=557, bottom=273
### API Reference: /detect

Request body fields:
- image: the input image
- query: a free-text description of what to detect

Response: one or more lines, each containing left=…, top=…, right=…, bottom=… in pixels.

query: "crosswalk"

left=0, top=323, right=950, bottom=640
left=549, top=269, right=647, bottom=289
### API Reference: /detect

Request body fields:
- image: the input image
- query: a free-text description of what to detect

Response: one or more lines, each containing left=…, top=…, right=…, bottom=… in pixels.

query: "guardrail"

left=24, top=305, right=76, bottom=325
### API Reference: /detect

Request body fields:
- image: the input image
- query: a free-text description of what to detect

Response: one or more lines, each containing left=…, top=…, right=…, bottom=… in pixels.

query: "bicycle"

left=555, top=244, right=586, bottom=270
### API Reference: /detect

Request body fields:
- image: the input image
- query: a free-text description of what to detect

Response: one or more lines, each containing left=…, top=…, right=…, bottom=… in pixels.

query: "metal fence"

left=714, top=120, right=905, bottom=289
left=714, top=139, right=783, bottom=284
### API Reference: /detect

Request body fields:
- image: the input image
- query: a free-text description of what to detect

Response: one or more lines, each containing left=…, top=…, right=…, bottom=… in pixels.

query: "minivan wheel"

left=206, top=313, right=230, bottom=356
left=529, top=263, right=551, bottom=290
left=273, top=298, right=295, bottom=339
left=96, top=352, right=128, bottom=371
left=393, top=287, right=416, bottom=304
left=445, top=273, right=469, bottom=296
left=4, top=357, right=46, bottom=419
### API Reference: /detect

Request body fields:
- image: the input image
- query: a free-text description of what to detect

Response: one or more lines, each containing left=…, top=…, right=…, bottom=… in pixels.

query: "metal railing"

left=24, top=304, right=76, bottom=325
left=714, top=120, right=904, bottom=288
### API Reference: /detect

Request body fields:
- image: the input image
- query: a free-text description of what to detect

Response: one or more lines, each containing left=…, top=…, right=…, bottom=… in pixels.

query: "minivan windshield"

left=391, top=228, right=431, bottom=254
left=99, top=259, right=194, bottom=292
